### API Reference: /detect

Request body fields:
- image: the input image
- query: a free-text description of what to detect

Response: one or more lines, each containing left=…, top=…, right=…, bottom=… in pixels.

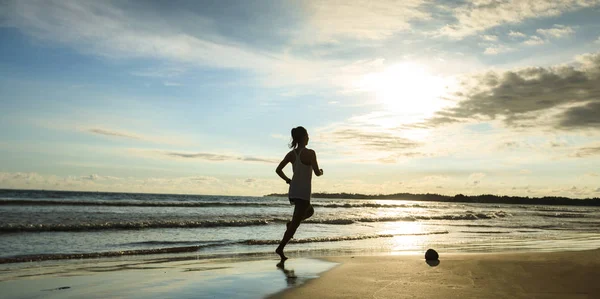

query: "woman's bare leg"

left=286, top=203, right=313, bottom=229
left=276, top=200, right=310, bottom=261
left=303, top=204, right=314, bottom=220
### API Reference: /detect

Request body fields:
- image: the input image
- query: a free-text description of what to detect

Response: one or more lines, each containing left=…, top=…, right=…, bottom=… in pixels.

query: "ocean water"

left=1, top=189, right=600, bottom=263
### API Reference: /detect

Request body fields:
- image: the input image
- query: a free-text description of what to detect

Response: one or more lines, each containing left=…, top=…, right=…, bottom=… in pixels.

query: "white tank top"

left=288, top=148, right=312, bottom=200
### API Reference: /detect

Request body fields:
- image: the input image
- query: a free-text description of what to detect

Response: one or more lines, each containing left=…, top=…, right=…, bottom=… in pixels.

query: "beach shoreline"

left=1, top=248, right=599, bottom=298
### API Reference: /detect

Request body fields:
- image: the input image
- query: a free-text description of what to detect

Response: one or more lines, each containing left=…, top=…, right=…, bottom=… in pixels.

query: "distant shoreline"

left=1, top=188, right=598, bottom=207
left=264, top=192, right=600, bottom=206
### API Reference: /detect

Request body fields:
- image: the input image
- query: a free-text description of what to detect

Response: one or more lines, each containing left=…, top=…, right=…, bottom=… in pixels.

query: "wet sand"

left=271, top=249, right=600, bottom=299
left=2, top=249, right=599, bottom=298
left=0, top=256, right=336, bottom=299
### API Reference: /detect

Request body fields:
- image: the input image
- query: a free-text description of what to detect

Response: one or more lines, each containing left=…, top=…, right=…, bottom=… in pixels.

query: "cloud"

left=423, top=51, right=600, bottom=130
left=481, top=34, right=498, bottom=41
left=523, top=36, right=546, bottom=46
left=536, top=24, right=575, bottom=38
left=549, top=140, right=567, bottom=148
left=1, top=1, right=268, bottom=68
left=484, top=45, right=514, bottom=55
left=438, top=0, right=599, bottom=38
left=559, top=102, right=600, bottom=129
left=302, top=0, right=431, bottom=40
left=500, top=141, right=521, bottom=149
left=326, top=128, right=421, bottom=152
left=88, top=128, right=141, bottom=140
left=85, top=127, right=192, bottom=146
left=0, top=0, right=347, bottom=89
left=508, top=30, right=526, bottom=38
left=163, top=151, right=278, bottom=163
left=572, top=145, right=600, bottom=158
left=130, top=67, right=186, bottom=78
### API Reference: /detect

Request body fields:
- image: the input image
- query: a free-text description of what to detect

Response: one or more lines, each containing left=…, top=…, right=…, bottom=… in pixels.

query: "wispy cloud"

left=481, top=34, right=498, bottom=41
left=88, top=128, right=141, bottom=140
left=523, top=36, right=546, bottom=46
left=438, top=0, right=599, bottom=38
left=85, top=127, right=195, bottom=146
left=130, top=67, right=186, bottom=78
left=572, top=145, right=600, bottom=158
left=301, top=0, right=431, bottom=41
left=483, top=45, right=515, bottom=55
left=327, top=128, right=421, bottom=151
left=508, top=30, right=527, bottom=38
left=162, top=151, right=278, bottom=164
left=0, top=0, right=350, bottom=89
left=316, top=125, right=426, bottom=163
left=536, top=24, right=575, bottom=38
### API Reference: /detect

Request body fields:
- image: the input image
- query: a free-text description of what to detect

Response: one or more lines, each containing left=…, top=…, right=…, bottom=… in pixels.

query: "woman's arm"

left=275, top=152, right=293, bottom=184
left=310, top=150, right=323, bottom=176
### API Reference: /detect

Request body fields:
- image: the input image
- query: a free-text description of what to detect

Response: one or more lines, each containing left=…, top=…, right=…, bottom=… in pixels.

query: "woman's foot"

left=275, top=247, right=288, bottom=262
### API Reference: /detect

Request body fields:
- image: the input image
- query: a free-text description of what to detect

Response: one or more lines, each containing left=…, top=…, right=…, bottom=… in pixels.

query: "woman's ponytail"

left=289, top=126, right=307, bottom=149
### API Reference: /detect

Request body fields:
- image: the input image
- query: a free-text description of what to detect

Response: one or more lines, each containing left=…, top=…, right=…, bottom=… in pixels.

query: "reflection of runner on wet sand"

left=276, top=260, right=298, bottom=286
left=275, top=126, right=323, bottom=262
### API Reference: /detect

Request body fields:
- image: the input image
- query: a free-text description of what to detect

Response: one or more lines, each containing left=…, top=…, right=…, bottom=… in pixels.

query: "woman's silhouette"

left=275, top=126, right=323, bottom=262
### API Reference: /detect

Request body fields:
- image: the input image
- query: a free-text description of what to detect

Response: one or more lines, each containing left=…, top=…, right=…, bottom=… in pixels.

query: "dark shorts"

left=289, top=198, right=310, bottom=205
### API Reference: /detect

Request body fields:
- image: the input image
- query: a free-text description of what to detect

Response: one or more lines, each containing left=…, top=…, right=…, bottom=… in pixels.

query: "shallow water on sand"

left=0, top=256, right=337, bottom=299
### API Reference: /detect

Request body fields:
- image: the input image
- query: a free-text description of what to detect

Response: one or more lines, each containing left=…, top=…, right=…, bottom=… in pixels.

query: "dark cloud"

left=559, top=102, right=600, bottom=129
left=89, top=128, right=140, bottom=140
left=165, top=151, right=277, bottom=163
left=424, top=52, right=600, bottom=130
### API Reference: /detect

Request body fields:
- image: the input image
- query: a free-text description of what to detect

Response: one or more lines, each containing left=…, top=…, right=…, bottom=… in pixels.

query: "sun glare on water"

left=358, top=62, right=454, bottom=122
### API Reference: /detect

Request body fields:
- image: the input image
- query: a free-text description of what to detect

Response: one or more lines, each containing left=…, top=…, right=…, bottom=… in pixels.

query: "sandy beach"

left=0, top=249, right=598, bottom=298
left=272, top=249, right=600, bottom=299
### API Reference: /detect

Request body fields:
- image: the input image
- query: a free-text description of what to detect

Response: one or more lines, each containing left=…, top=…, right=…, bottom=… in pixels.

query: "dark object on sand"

left=42, top=286, right=71, bottom=291
left=425, top=249, right=439, bottom=261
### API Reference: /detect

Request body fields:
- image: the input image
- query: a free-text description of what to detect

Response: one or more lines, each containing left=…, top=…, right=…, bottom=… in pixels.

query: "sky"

left=1, top=0, right=599, bottom=197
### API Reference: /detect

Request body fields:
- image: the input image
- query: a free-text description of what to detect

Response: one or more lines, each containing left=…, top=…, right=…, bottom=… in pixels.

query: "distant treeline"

left=264, top=192, right=600, bottom=206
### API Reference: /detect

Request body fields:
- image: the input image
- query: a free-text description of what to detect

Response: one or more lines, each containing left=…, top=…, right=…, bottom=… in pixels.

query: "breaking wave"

left=0, top=231, right=449, bottom=264
left=1, top=199, right=429, bottom=209
left=0, top=211, right=511, bottom=233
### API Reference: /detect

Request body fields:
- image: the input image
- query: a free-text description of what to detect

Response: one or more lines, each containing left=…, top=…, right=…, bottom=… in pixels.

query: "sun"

left=358, top=62, right=453, bottom=122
